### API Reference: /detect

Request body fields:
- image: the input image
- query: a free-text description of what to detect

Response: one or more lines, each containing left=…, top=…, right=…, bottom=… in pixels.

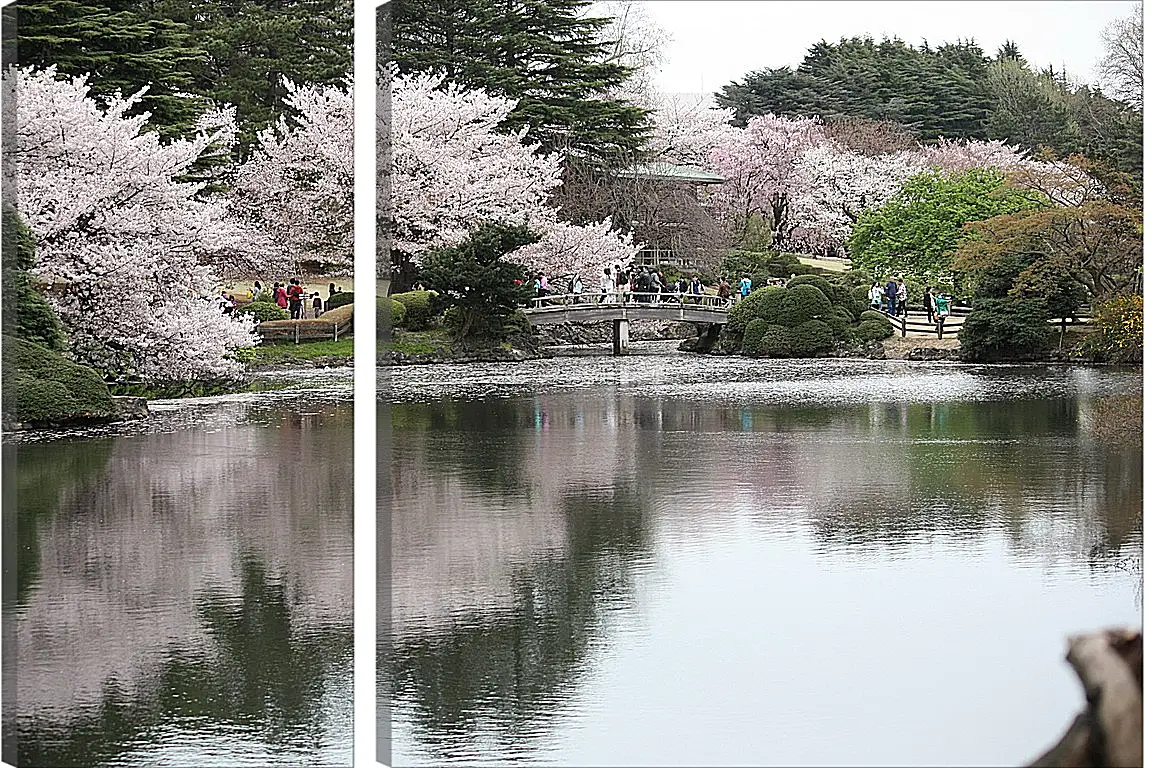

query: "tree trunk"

left=1027, top=628, right=1142, bottom=768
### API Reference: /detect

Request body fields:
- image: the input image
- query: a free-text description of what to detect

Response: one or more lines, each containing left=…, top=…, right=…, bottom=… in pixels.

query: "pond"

left=383, top=351, right=1141, bottom=767
left=4, top=369, right=354, bottom=767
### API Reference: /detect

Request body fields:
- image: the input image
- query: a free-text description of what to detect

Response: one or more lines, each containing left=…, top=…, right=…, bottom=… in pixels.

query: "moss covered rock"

left=4, top=337, right=116, bottom=425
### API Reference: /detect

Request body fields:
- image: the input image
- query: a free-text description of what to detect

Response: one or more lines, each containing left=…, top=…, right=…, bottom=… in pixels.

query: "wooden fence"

left=256, top=305, right=354, bottom=344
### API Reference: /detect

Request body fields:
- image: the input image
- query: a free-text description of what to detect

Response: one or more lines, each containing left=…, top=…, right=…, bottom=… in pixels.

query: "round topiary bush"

left=326, top=291, right=355, bottom=310
left=727, top=286, right=785, bottom=336
left=850, top=284, right=873, bottom=316
left=858, top=309, right=889, bottom=325
left=392, top=290, right=436, bottom=330
left=786, top=274, right=833, bottom=299
left=856, top=319, right=893, bottom=342
left=823, top=312, right=853, bottom=342
left=742, top=318, right=770, bottom=355
left=770, top=284, right=834, bottom=327
left=758, top=324, right=792, bottom=357
left=240, top=301, right=290, bottom=322
left=786, top=319, right=836, bottom=357
left=376, top=297, right=406, bottom=335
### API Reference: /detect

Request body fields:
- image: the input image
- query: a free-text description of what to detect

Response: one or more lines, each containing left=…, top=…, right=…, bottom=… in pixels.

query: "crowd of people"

left=528, top=263, right=790, bottom=308
left=867, top=277, right=952, bottom=321
left=217, top=278, right=346, bottom=319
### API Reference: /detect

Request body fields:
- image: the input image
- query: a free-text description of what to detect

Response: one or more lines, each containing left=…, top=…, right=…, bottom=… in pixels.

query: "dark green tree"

left=1, top=206, right=65, bottom=351
left=15, top=0, right=208, bottom=138
left=418, top=223, right=538, bottom=343
left=386, top=0, right=650, bottom=163
left=149, top=0, right=353, bottom=152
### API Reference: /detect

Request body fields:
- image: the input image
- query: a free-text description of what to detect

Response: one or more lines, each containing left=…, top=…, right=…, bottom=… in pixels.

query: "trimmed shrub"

left=786, top=320, right=836, bottom=357
left=742, top=318, right=770, bottom=355
left=856, top=319, right=893, bottom=342
left=770, top=284, right=833, bottom=326
left=727, top=286, right=785, bottom=336
left=5, top=337, right=115, bottom=424
left=823, top=312, right=853, bottom=342
left=326, top=291, right=355, bottom=310
left=832, top=306, right=854, bottom=323
left=252, top=290, right=274, bottom=304
left=958, top=298, right=1053, bottom=361
left=240, top=301, right=289, bottom=322
left=377, top=297, right=405, bottom=335
left=786, top=274, right=833, bottom=298
left=858, top=309, right=889, bottom=325
left=758, top=324, right=792, bottom=357
left=391, top=290, right=436, bottom=330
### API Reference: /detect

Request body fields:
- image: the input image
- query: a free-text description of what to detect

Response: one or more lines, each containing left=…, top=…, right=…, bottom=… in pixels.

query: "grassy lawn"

left=379, top=329, right=454, bottom=356
left=246, top=338, right=355, bottom=364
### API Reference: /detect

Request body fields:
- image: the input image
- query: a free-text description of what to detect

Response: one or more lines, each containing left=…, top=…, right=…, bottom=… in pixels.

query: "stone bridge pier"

left=612, top=318, right=630, bottom=355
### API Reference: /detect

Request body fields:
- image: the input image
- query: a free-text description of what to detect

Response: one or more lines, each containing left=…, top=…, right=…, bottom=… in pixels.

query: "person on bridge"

left=896, top=279, right=908, bottom=316
left=883, top=277, right=898, bottom=315
left=868, top=282, right=883, bottom=311
left=924, top=286, right=936, bottom=322
left=689, top=275, right=704, bottom=304
left=738, top=274, right=752, bottom=300
left=718, top=278, right=732, bottom=305
left=571, top=273, right=584, bottom=303
left=600, top=267, right=614, bottom=304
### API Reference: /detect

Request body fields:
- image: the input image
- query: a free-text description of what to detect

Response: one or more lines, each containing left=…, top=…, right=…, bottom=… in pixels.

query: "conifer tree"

left=386, top=0, right=649, bottom=163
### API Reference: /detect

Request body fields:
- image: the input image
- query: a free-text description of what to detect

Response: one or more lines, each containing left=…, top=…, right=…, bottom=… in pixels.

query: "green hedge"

left=391, top=290, right=436, bottom=330
left=958, top=298, right=1054, bottom=361
left=326, top=291, right=355, bottom=310
left=858, top=309, right=889, bottom=325
left=240, top=301, right=289, bottom=321
left=5, top=337, right=115, bottom=424
left=758, top=324, right=792, bottom=357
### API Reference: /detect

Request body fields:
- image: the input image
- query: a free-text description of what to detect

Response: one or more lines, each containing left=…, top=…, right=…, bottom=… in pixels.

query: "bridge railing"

left=527, top=292, right=732, bottom=311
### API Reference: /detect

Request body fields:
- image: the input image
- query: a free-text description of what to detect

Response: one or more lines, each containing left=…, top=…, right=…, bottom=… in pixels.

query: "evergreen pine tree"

left=15, top=0, right=207, bottom=138
left=386, top=0, right=649, bottom=163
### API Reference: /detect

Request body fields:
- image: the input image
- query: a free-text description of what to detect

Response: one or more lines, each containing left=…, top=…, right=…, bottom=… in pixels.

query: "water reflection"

left=385, top=358, right=1141, bottom=766
left=5, top=391, right=353, bottom=767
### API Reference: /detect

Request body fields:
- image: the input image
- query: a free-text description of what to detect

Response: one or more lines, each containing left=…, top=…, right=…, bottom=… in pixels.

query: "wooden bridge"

left=524, top=293, right=729, bottom=354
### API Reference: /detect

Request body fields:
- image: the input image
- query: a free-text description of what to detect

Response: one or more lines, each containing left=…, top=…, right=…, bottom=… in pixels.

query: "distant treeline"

left=716, top=37, right=1141, bottom=180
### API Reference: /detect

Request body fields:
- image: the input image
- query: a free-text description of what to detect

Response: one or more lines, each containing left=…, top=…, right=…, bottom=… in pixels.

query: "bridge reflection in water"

left=524, top=292, right=729, bottom=354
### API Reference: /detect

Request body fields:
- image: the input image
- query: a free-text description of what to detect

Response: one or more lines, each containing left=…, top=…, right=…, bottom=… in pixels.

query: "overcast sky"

left=642, top=1, right=1134, bottom=95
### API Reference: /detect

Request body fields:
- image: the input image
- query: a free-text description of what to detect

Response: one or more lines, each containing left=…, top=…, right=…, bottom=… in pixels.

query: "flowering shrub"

left=1079, top=294, right=1143, bottom=363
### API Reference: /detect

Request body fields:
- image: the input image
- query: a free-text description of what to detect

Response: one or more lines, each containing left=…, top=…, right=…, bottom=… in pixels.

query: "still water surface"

left=5, top=369, right=353, bottom=767
left=384, top=352, right=1141, bottom=767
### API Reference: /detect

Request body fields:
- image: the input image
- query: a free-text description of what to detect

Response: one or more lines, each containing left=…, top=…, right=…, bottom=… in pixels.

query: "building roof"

left=615, top=161, right=726, bottom=185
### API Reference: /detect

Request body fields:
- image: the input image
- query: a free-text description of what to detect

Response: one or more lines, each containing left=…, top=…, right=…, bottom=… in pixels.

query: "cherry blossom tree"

left=505, top=218, right=640, bottom=288
left=389, top=72, right=563, bottom=257
left=229, top=80, right=353, bottom=273
left=792, top=145, right=925, bottom=252
left=13, top=66, right=257, bottom=383
left=387, top=72, right=642, bottom=287
left=640, top=92, right=739, bottom=166
left=918, top=137, right=1100, bottom=205
left=708, top=113, right=825, bottom=248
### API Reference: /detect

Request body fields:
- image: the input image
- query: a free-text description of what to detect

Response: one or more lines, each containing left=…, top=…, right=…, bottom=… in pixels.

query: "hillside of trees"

left=715, top=36, right=1142, bottom=180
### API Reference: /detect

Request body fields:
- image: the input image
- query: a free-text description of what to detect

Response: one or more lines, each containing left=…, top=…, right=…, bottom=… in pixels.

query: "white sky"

left=643, top=1, right=1135, bottom=95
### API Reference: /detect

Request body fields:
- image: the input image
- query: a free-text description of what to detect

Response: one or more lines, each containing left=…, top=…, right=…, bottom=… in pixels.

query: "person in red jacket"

left=287, top=277, right=305, bottom=319
left=274, top=282, right=289, bottom=310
